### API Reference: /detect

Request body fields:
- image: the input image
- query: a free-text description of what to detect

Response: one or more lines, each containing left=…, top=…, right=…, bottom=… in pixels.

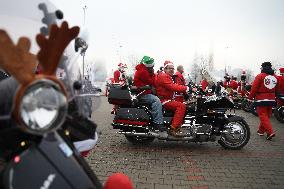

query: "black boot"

left=150, top=124, right=168, bottom=138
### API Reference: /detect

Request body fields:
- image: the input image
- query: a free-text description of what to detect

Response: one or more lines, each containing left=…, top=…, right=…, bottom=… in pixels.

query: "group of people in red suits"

left=111, top=59, right=284, bottom=141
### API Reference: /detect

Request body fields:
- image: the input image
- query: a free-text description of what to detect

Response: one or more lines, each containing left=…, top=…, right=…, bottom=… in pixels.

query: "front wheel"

left=218, top=120, right=250, bottom=150
left=125, top=135, right=155, bottom=145
left=274, top=106, right=284, bottom=123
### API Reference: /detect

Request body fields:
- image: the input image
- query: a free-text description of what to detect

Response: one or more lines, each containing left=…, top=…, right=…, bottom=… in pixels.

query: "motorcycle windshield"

left=0, top=0, right=101, bottom=117
left=0, top=0, right=58, bottom=54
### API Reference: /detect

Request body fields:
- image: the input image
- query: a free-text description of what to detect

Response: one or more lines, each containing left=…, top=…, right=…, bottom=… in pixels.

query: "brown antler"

left=36, top=21, right=80, bottom=75
left=0, top=30, right=37, bottom=85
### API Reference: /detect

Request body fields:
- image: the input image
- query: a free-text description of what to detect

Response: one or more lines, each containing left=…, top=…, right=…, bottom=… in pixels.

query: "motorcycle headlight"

left=17, top=79, right=67, bottom=135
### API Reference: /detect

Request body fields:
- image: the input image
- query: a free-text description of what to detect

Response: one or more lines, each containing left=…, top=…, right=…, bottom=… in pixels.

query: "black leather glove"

left=184, top=93, right=190, bottom=101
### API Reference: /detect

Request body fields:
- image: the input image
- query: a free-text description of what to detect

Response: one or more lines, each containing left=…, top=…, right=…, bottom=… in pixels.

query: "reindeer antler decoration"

left=36, top=21, right=80, bottom=75
left=0, top=30, right=37, bottom=85
left=0, top=21, right=79, bottom=85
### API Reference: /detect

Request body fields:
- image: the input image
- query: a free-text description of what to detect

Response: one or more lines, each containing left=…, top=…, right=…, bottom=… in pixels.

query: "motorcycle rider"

left=248, top=62, right=278, bottom=140
left=133, top=55, right=167, bottom=137
left=113, top=63, right=127, bottom=84
left=223, top=73, right=230, bottom=88
left=238, top=70, right=247, bottom=96
left=173, top=65, right=187, bottom=102
left=201, top=77, right=209, bottom=92
left=276, top=67, right=284, bottom=106
left=229, top=76, right=238, bottom=91
left=156, top=60, right=195, bottom=137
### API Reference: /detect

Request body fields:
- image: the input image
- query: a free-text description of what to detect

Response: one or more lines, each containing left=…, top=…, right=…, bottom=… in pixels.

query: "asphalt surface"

left=88, top=96, right=284, bottom=189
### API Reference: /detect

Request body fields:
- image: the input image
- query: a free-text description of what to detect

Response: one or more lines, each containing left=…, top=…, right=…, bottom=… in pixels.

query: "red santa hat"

left=118, top=63, right=124, bottom=68
left=164, top=60, right=174, bottom=68
left=279, top=67, right=284, bottom=74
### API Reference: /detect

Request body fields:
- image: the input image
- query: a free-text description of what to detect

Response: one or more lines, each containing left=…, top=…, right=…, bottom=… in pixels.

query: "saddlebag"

left=114, top=107, right=150, bottom=126
left=108, top=85, right=132, bottom=105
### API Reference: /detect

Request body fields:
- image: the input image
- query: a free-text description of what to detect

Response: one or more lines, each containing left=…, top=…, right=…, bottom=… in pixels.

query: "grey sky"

left=50, top=0, right=284, bottom=74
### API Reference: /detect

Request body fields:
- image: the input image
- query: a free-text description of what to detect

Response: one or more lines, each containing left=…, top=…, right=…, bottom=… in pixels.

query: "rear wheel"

left=218, top=120, right=250, bottom=150
left=125, top=135, right=155, bottom=145
left=274, top=106, right=284, bottom=123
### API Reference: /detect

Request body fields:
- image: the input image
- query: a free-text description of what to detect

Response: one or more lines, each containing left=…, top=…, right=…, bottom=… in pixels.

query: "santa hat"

left=118, top=63, right=124, bottom=68
left=104, top=173, right=133, bottom=189
left=141, top=56, right=154, bottom=67
left=279, top=67, right=284, bottom=74
left=164, top=60, right=174, bottom=68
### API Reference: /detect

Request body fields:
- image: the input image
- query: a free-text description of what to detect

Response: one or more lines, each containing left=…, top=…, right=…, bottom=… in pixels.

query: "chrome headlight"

left=19, top=79, right=67, bottom=135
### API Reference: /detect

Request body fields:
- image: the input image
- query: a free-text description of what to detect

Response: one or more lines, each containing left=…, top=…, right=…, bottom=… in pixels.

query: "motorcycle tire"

left=125, top=135, right=155, bottom=145
left=274, top=106, right=284, bottom=123
left=218, top=120, right=250, bottom=150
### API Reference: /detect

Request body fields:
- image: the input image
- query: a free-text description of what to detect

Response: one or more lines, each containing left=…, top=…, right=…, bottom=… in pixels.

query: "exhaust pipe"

left=118, top=131, right=154, bottom=137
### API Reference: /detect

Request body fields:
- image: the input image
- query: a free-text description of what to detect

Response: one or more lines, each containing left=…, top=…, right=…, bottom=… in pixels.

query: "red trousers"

left=256, top=106, right=274, bottom=135
left=163, top=100, right=186, bottom=129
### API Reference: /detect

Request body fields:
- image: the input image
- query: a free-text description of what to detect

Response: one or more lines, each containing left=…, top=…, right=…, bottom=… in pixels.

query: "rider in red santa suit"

left=248, top=62, right=278, bottom=140
left=173, top=65, right=187, bottom=102
left=276, top=67, right=284, bottom=106
left=201, top=78, right=209, bottom=92
left=113, top=63, right=127, bottom=84
left=229, top=76, right=238, bottom=91
left=156, top=61, right=195, bottom=137
left=238, top=70, right=247, bottom=96
left=223, top=73, right=231, bottom=89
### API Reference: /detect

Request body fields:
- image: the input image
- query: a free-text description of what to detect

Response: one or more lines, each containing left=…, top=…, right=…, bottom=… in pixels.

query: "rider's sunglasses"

left=166, top=67, right=175, bottom=70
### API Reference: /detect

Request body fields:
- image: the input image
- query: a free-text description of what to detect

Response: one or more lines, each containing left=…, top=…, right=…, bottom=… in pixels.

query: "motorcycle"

left=108, top=84, right=250, bottom=150
left=274, top=95, right=284, bottom=123
left=0, top=21, right=104, bottom=188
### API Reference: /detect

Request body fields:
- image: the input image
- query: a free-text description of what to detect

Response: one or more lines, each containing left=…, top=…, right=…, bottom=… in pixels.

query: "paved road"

left=88, top=97, right=284, bottom=189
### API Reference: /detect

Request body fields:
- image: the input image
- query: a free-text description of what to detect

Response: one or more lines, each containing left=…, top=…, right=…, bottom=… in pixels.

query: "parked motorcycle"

left=274, top=95, right=284, bottom=123
left=108, top=84, right=250, bottom=150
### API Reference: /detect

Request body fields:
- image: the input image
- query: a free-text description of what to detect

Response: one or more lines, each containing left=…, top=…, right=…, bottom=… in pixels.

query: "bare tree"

left=246, top=69, right=254, bottom=83
left=127, top=54, right=140, bottom=76
left=190, top=62, right=200, bottom=84
left=208, top=51, right=214, bottom=72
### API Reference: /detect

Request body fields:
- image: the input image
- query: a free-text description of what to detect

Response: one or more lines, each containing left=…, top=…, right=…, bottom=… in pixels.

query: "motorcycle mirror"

left=55, top=10, right=64, bottom=19
left=73, top=81, right=82, bottom=90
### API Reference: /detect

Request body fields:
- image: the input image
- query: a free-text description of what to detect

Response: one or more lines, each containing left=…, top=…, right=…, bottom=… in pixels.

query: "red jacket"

left=229, top=80, right=238, bottom=90
left=113, top=70, right=126, bottom=83
left=248, top=73, right=278, bottom=106
left=174, top=71, right=186, bottom=85
left=201, top=79, right=209, bottom=91
left=133, top=64, right=155, bottom=95
left=174, top=71, right=186, bottom=98
left=277, top=75, right=284, bottom=95
left=223, top=80, right=230, bottom=88
left=238, top=81, right=247, bottom=96
left=156, top=72, right=187, bottom=103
